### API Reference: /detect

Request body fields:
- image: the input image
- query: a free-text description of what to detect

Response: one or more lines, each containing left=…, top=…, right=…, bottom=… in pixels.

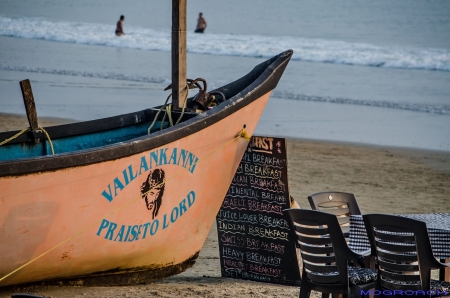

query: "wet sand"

left=1, top=113, right=449, bottom=298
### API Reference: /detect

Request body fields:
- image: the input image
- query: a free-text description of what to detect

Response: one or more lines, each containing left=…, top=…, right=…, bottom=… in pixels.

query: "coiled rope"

left=148, top=86, right=189, bottom=134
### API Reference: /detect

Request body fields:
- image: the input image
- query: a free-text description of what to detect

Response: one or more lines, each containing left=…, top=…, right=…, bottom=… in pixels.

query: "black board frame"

left=216, top=136, right=301, bottom=286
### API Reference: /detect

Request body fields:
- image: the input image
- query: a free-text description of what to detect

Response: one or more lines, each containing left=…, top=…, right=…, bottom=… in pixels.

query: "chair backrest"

left=308, top=191, right=361, bottom=237
left=363, top=214, right=439, bottom=292
left=283, top=209, right=353, bottom=287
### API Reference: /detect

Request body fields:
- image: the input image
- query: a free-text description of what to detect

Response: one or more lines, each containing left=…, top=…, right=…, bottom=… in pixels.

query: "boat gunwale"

left=0, top=107, right=197, bottom=144
left=0, top=50, right=293, bottom=177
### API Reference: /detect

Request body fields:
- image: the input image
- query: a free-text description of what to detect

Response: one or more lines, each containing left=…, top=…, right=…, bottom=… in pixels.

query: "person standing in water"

left=195, top=12, right=207, bottom=33
left=115, top=15, right=125, bottom=36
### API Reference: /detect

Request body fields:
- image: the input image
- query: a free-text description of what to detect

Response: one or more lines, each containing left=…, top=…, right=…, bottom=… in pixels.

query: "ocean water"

left=0, top=0, right=449, bottom=151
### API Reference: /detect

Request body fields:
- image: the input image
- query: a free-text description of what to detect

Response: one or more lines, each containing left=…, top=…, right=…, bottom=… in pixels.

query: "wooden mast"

left=19, top=79, right=39, bottom=132
left=171, top=0, right=187, bottom=110
left=19, top=79, right=41, bottom=143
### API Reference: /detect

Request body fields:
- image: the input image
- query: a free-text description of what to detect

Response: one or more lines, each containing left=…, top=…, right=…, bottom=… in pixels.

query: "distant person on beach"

left=115, top=15, right=125, bottom=36
left=195, top=12, right=207, bottom=33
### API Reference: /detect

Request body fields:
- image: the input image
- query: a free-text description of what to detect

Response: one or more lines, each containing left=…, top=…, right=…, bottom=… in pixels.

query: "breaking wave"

left=272, top=91, right=450, bottom=115
left=1, top=16, right=449, bottom=72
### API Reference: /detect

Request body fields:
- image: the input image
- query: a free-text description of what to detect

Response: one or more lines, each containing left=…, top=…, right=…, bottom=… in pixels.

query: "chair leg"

left=299, top=277, right=311, bottom=298
left=299, top=288, right=311, bottom=298
left=299, top=289, right=311, bottom=298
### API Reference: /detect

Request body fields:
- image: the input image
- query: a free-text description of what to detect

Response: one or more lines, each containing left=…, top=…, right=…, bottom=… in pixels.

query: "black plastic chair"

left=308, top=191, right=361, bottom=239
left=283, top=209, right=377, bottom=298
left=363, top=214, right=450, bottom=296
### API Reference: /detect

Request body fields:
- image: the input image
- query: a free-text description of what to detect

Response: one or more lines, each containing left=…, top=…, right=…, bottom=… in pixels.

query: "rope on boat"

left=40, top=127, right=55, bottom=155
left=238, top=128, right=251, bottom=141
left=0, top=127, right=28, bottom=146
left=175, top=92, right=188, bottom=125
left=148, top=93, right=172, bottom=134
left=0, top=127, right=251, bottom=284
left=0, top=126, right=55, bottom=155
left=166, top=104, right=174, bottom=127
left=147, top=85, right=189, bottom=134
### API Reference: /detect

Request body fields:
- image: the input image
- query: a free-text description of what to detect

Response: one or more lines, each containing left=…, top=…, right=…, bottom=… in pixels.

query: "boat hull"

left=0, top=92, right=271, bottom=287
left=0, top=50, right=293, bottom=287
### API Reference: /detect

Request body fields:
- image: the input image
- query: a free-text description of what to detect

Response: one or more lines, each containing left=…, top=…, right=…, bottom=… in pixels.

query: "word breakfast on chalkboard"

left=216, top=136, right=300, bottom=285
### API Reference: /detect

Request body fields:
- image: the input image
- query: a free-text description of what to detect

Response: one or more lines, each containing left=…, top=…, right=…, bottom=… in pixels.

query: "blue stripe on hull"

left=0, top=121, right=168, bottom=161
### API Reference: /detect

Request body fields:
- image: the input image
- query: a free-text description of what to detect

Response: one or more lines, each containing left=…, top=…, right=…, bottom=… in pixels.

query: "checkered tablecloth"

left=349, top=213, right=450, bottom=260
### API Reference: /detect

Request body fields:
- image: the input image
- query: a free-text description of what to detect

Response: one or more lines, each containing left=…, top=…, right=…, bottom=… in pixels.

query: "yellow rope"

left=160, top=104, right=169, bottom=130
left=39, top=126, right=55, bottom=155
left=148, top=85, right=189, bottom=134
left=166, top=104, right=174, bottom=127
left=148, top=93, right=172, bottom=134
left=0, top=127, right=55, bottom=155
left=0, top=127, right=251, bottom=284
left=0, top=127, right=29, bottom=146
left=175, top=89, right=188, bottom=125
left=238, top=128, right=251, bottom=141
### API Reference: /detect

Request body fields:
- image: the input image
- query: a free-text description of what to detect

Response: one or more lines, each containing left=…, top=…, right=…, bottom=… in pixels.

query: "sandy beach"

left=0, top=113, right=449, bottom=298
left=1, top=0, right=449, bottom=296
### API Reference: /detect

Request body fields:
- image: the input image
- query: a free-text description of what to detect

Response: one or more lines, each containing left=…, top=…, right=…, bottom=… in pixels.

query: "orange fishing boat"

left=0, top=49, right=293, bottom=287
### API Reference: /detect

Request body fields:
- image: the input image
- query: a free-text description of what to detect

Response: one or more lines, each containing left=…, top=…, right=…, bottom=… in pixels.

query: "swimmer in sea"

left=195, top=12, right=207, bottom=33
left=115, top=15, right=125, bottom=36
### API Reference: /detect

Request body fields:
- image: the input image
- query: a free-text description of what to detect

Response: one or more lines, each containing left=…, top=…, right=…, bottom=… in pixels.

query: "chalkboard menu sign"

left=216, top=136, right=301, bottom=285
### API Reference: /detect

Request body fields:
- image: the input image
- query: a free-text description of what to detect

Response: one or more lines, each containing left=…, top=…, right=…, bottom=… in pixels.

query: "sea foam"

left=1, top=16, right=449, bottom=72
